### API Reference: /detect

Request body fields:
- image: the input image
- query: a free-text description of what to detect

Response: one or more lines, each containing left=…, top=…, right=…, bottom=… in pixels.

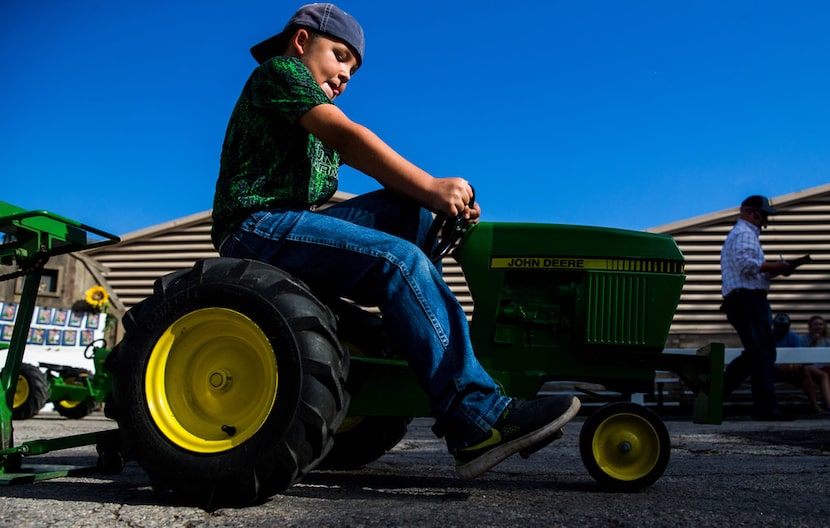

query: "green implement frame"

left=0, top=201, right=120, bottom=483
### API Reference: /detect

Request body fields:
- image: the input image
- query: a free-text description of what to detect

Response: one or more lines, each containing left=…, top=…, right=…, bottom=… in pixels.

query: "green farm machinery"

left=0, top=200, right=724, bottom=507
left=0, top=202, right=121, bottom=478
left=7, top=344, right=112, bottom=421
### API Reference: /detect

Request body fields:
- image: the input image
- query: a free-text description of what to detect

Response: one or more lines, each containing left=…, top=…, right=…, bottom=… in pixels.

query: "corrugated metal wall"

left=87, top=213, right=217, bottom=308
left=653, top=184, right=830, bottom=349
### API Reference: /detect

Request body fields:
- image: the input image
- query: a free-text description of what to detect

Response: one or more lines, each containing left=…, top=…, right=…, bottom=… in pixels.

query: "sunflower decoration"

left=85, top=286, right=110, bottom=312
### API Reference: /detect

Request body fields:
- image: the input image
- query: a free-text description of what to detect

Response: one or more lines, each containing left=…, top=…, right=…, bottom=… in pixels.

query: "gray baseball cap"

left=250, top=3, right=365, bottom=66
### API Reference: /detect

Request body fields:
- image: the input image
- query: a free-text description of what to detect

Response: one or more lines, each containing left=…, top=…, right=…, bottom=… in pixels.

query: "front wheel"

left=106, top=258, right=349, bottom=508
left=53, top=368, right=97, bottom=419
left=579, top=402, right=671, bottom=492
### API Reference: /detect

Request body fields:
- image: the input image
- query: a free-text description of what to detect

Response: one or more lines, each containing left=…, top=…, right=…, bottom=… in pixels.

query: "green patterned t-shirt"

left=211, top=56, right=338, bottom=247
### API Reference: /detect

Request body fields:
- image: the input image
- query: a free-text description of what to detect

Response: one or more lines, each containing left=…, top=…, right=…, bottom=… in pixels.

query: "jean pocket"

left=249, top=209, right=301, bottom=238
left=227, top=210, right=297, bottom=261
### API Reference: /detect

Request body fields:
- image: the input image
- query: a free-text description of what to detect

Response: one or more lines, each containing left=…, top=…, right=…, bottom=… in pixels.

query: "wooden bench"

left=541, top=347, right=830, bottom=415
left=657, top=347, right=830, bottom=414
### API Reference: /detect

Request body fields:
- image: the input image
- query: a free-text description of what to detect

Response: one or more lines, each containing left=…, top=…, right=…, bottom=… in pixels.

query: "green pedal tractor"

left=0, top=200, right=723, bottom=508
left=6, top=344, right=112, bottom=421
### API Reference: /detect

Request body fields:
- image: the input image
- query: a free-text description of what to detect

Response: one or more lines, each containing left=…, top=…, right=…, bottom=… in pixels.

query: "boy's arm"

left=299, top=103, right=477, bottom=220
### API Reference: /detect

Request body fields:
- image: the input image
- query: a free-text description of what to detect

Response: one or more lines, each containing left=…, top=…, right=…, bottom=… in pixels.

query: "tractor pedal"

left=519, top=428, right=564, bottom=459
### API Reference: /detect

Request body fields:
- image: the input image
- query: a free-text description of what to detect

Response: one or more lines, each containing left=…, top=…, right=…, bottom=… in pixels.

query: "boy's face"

left=291, top=29, right=359, bottom=100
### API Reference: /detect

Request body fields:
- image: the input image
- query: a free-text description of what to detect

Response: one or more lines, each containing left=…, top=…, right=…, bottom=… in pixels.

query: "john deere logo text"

left=491, top=257, right=586, bottom=269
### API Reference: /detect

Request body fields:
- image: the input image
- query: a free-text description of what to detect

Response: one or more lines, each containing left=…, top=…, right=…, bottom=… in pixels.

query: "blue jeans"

left=220, top=190, right=510, bottom=452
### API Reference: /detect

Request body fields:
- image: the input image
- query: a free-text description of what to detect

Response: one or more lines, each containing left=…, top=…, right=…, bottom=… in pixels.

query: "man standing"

left=720, top=195, right=793, bottom=420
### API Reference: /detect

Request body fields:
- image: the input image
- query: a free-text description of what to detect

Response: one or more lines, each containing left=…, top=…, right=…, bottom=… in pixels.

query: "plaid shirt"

left=720, top=218, right=769, bottom=296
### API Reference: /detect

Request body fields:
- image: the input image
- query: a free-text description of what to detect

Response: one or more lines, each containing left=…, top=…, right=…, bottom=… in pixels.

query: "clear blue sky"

left=3, top=1, right=829, bottom=237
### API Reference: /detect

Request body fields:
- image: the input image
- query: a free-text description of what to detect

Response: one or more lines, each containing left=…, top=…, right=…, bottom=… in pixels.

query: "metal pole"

left=1, top=270, right=44, bottom=453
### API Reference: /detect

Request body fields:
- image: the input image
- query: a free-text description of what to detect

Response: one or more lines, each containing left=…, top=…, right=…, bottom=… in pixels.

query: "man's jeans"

left=722, top=289, right=779, bottom=415
left=220, top=190, right=510, bottom=452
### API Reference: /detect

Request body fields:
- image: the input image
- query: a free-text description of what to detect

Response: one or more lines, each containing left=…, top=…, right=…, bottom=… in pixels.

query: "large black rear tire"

left=13, top=363, right=49, bottom=420
left=320, top=302, right=410, bottom=470
left=105, top=258, right=349, bottom=508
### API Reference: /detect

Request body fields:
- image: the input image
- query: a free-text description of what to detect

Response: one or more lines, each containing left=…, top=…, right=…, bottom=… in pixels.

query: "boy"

left=211, top=3, right=580, bottom=480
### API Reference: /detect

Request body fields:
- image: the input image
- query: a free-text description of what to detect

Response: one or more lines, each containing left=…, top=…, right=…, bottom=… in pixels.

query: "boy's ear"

left=288, top=28, right=311, bottom=58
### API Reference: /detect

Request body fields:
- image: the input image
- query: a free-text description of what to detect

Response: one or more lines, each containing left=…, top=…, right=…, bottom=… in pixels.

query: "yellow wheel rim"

left=145, top=307, right=278, bottom=453
left=592, top=412, right=661, bottom=481
left=13, top=375, right=30, bottom=409
left=57, top=376, right=85, bottom=409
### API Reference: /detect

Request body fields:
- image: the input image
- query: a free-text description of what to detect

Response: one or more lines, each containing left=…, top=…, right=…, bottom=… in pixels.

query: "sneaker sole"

left=456, top=396, right=581, bottom=480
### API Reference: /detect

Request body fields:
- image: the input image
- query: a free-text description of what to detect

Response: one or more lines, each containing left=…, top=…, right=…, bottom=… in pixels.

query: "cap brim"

left=250, top=31, right=290, bottom=64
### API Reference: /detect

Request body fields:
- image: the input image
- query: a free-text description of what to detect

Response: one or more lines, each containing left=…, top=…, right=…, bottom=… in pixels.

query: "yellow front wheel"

left=53, top=369, right=97, bottom=419
left=579, top=402, right=671, bottom=491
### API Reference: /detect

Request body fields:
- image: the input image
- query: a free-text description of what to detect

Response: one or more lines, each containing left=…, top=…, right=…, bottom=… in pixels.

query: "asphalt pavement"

left=1, top=409, right=829, bottom=527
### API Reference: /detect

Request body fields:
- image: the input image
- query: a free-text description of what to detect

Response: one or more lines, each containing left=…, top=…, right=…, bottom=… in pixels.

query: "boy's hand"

left=465, top=202, right=482, bottom=225
left=430, top=178, right=477, bottom=220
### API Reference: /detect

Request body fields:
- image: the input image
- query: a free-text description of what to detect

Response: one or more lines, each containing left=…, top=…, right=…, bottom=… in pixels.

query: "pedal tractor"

left=0, top=200, right=724, bottom=507
left=7, top=341, right=112, bottom=421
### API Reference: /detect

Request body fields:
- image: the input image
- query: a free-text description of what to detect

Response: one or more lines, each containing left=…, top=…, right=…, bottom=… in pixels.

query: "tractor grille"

left=600, top=258, right=684, bottom=274
left=585, top=273, right=647, bottom=345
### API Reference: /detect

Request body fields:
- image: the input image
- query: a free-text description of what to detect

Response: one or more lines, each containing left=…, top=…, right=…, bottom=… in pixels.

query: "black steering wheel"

left=426, top=187, right=475, bottom=264
left=84, top=338, right=107, bottom=359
